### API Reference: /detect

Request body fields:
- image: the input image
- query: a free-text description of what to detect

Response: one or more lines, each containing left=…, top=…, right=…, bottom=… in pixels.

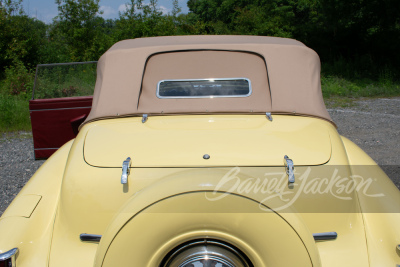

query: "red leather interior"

left=29, top=96, right=93, bottom=159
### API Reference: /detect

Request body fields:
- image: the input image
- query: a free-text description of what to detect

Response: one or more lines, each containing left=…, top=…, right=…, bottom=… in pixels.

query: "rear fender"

left=0, top=140, right=73, bottom=266
left=341, top=136, right=400, bottom=266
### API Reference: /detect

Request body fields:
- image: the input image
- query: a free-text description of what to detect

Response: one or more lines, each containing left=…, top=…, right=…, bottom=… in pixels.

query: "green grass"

left=0, top=94, right=31, bottom=133
left=321, top=75, right=400, bottom=98
left=324, top=96, right=357, bottom=109
left=321, top=74, right=400, bottom=108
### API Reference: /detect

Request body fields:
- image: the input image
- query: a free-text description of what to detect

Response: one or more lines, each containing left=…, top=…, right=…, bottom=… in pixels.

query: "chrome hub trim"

left=161, top=239, right=252, bottom=267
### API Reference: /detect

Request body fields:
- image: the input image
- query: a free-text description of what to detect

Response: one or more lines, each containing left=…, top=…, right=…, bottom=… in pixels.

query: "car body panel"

left=0, top=195, right=41, bottom=218
left=83, top=115, right=332, bottom=167
left=46, top=115, right=372, bottom=267
left=0, top=140, right=73, bottom=266
left=341, top=137, right=400, bottom=266
left=100, top=193, right=314, bottom=267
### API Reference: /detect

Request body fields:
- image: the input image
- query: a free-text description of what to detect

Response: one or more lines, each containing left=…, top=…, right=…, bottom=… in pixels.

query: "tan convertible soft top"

left=83, top=35, right=332, bottom=126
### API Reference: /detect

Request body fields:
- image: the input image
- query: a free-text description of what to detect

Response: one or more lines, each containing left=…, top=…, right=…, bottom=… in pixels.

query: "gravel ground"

left=0, top=97, right=399, bottom=216
left=328, top=97, right=400, bottom=189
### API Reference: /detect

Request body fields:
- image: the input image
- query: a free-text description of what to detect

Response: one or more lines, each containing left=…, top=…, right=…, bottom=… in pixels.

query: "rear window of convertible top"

left=157, top=78, right=252, bottom=98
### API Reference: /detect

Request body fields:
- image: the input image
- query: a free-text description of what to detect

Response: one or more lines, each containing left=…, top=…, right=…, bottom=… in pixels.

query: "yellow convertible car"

left=1, top=36, right=399, bottom=267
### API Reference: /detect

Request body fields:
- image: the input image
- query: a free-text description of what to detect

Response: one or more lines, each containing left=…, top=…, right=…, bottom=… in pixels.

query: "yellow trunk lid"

left=83, top=115, right=331, bottom=167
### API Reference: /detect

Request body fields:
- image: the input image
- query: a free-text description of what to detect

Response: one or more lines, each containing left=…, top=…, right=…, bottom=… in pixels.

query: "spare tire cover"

left=98, top=192, right=314, bottom=267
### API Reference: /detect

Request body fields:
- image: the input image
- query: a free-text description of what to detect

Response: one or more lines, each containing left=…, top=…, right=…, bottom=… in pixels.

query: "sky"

left=21, top=0, right=190, bottom=24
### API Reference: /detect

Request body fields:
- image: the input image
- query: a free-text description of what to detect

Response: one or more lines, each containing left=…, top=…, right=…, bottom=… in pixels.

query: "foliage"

left=0, top=61, right=34, bottom=98
left=52, top=0, right=110, bottom=61
left=0, top=0, right=23, bottom=16
left=115, top=0, right=185, bottom=39
left=0, top=12, right=46, bottom=72
left=0, top=0, right=398, bottom=78
left=294, top=0, right=400, bottom=73
left=186, top=0, right=297, bottom=36
left=33, top=63, right=96, bottom=99
left=186, top=0, right=400, bottom=79
left=0, top=0, right=400, bottom=133
left=321, top=75, right=400, bottom=99
left=0, top=94, right=30, bottom=132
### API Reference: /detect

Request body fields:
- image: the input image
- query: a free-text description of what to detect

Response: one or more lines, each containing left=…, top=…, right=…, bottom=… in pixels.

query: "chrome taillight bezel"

left=0, top=248, right=18, bottom=267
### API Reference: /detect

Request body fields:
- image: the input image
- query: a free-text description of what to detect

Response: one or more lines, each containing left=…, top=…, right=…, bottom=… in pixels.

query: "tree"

left=0, top=0, right=23, bottom=16
left=0, top=0, right=47, bottom=71
left=115, top=0, right=181, bottom=40
left=187, top=0, right=296, bottom=36
left=296, top=0, right=400, bottom=75
left=53, top=0, right=108, bottom=61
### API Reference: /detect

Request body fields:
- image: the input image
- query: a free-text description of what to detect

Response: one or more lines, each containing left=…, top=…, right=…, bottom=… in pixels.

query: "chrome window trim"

left=156, top=78, right=252, bottom=99
left=29, top=106, right=91, bottom=112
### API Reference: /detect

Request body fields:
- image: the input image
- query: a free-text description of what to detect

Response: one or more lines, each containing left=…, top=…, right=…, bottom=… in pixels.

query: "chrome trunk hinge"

left=121, top=157, right=131, bottom=184
left=266, top=112, right=273, bottom=121
left=284, top=155, right=295, bottom=184
left=142, top=114, right=148, bottom=123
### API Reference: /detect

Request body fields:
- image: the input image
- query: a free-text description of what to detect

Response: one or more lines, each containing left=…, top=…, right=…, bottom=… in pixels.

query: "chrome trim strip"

left=80, top=234, right=102, bottom=242
left=29, top=106, right=92, bottom=112
left=36, top=61, right=98, bottom=68
left=0, top=248, right=18, bottom=266
left=156, top=78, right=252, bottom=99
left=313, top=232, right=338, bottom=241
left=34, top=148, right=60, bottom=151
